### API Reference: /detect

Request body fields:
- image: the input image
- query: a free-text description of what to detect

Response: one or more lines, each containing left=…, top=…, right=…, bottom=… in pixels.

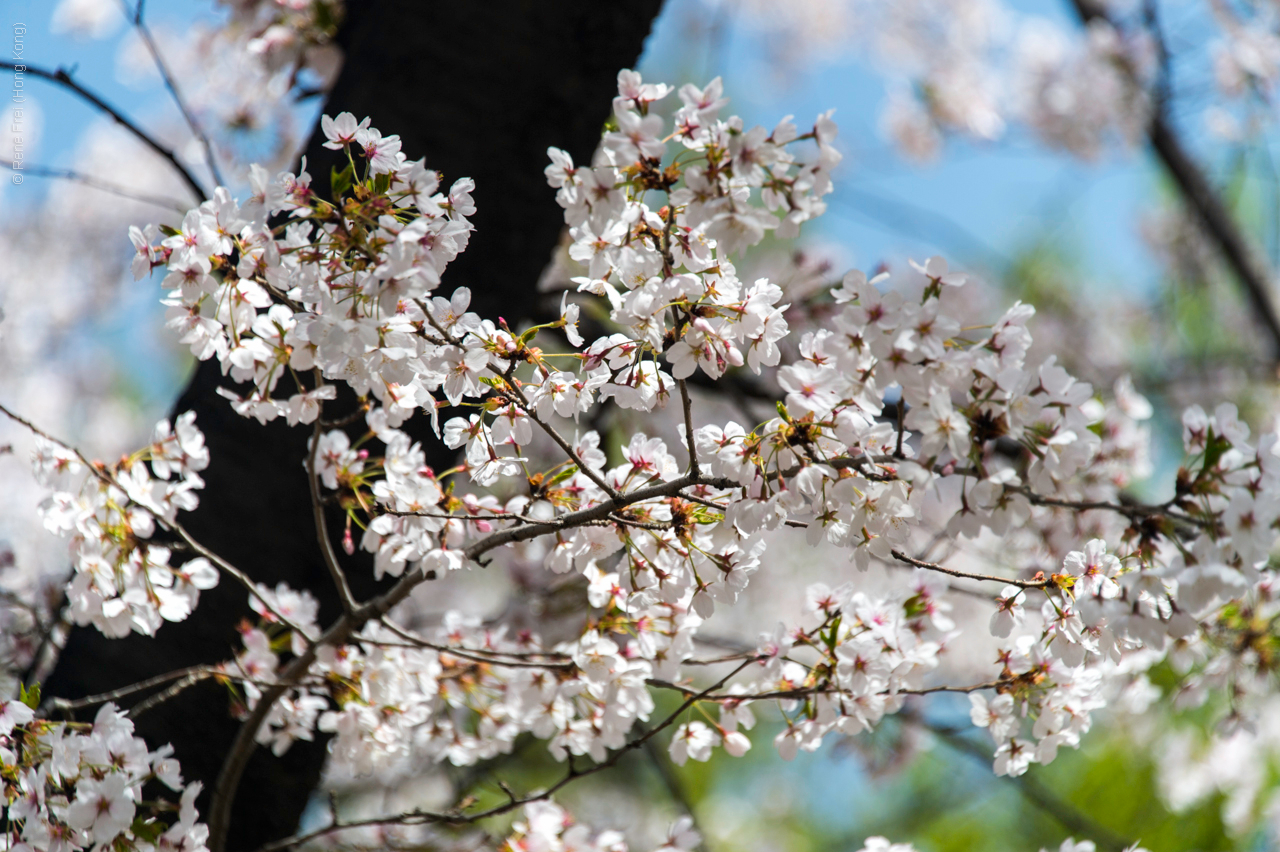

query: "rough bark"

left=42, top=3, right=664, bottom=849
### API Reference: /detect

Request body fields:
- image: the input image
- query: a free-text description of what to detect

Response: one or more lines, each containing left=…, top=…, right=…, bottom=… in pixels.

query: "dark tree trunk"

left=42, top=3, right=664, bottom=849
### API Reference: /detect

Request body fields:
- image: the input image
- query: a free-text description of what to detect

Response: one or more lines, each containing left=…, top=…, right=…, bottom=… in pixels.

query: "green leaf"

left=902, top=594, right=929, bottom=619
left=330, top=163, right=355, bottom=198
left=544, top=466, right=579, bottom=487
left=1202, top=430, right=1231, bottom=473
left=373, top=172, right=392, bottom=196
left=517, top=324, right=549, bottom=348
left=313, top=0, right=338, bottom=32
left=19, top=682, right=39, bottom=711
left=131, top=816, right=165, bottom=844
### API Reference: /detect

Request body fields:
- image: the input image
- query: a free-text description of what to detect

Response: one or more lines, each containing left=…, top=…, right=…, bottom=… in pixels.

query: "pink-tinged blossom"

left=321, top=112, right=370, bottom=149
left=669, top=721, right=718, bottom=765
left=990, top=585, right=1026, bottom=638
left=355, top=125, right=403, bottom=174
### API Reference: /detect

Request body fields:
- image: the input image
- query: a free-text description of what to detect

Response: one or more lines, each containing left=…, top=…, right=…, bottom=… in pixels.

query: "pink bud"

left=342, top=527, right=355, bottom=555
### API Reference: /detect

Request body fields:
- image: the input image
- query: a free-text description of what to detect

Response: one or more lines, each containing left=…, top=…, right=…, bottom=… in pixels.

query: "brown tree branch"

left=307, top=383, right=358, bottom=614
left=1069, top=0, right=1280, bottom=362
left=0, top=159, right=189, bottom=211
left=119, top=0, right=226, bottom=188
left=210, top=472, right=751, bottom=850
left=0, top=61, right=207, bottom=202
left=891, top=550, right=1051, bottom=590
left=43, top=664, right=221, bottom=714
left=247, top=658, right=756, bottom=852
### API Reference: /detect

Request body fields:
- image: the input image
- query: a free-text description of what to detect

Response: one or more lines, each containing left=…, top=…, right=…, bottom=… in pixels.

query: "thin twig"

left=128, top=669, right=215, bottom=718
left=384, top=508, right=543, bottom=524
left=679, top=491, right=728, bottom=514
left=249, top=659, right=757, bottom=852
left=499, top=363, right=623, bottom=501
left=8, top=402, right=316, bottom=637
left=169, top=519, right=309, bottom=634
left=2, top=401, right=309, bottom=634
left=679, top=379, right=701, bottom=479
left=1009, top=485, right=1205, bottom=529
left=1069, top=0, right=1280, bottom=362
left=43, top=664, right=220, bottom=714
left=0, top=401, right=102, bottom=475
left=377, top=617, right=575, bottom=670
left=645, top=676, right=1009, bottom=702
left=0, top=160, right=189, bottom=211
left=891, top=550, right=1051, bottom=590
left=307, top=380, right=358, bottom=614
left=883, top=556, right=996, bottom=602
left=119, top=0, right=225, bottom=188
left=0, top=62, right=206, bottom=202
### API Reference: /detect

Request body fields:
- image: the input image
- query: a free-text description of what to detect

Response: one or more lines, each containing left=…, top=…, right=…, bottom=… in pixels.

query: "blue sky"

left=640, top=0, right=1162, bottom=293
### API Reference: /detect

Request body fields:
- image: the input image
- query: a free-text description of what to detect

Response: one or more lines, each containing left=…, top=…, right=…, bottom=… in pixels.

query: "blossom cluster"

left=0, top=700, right=208, bottom=852
left=677, top=577, right=943, bottom=764
left=550, top=71, right=838, bottom=366
left=121, top=71, right=1280, bottom=796
left=14, top=0, right=1280, bottom=841
left=726, top=0, right=1280, bottom=158
left=498, top=802, right=697, bottom=852
left=230, top=592, right=679, bottom=774
left=30, top=413, right=218, bottom=637
left=217, top=0, right=344, bottom=78
left=132, top=108, right=477, bottom=429
left=14, top=63, right=1280, bottom=852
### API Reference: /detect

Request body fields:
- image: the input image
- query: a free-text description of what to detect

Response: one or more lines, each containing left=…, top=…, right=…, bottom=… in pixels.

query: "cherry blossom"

left=7, top=60, right=1280, bottom=852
